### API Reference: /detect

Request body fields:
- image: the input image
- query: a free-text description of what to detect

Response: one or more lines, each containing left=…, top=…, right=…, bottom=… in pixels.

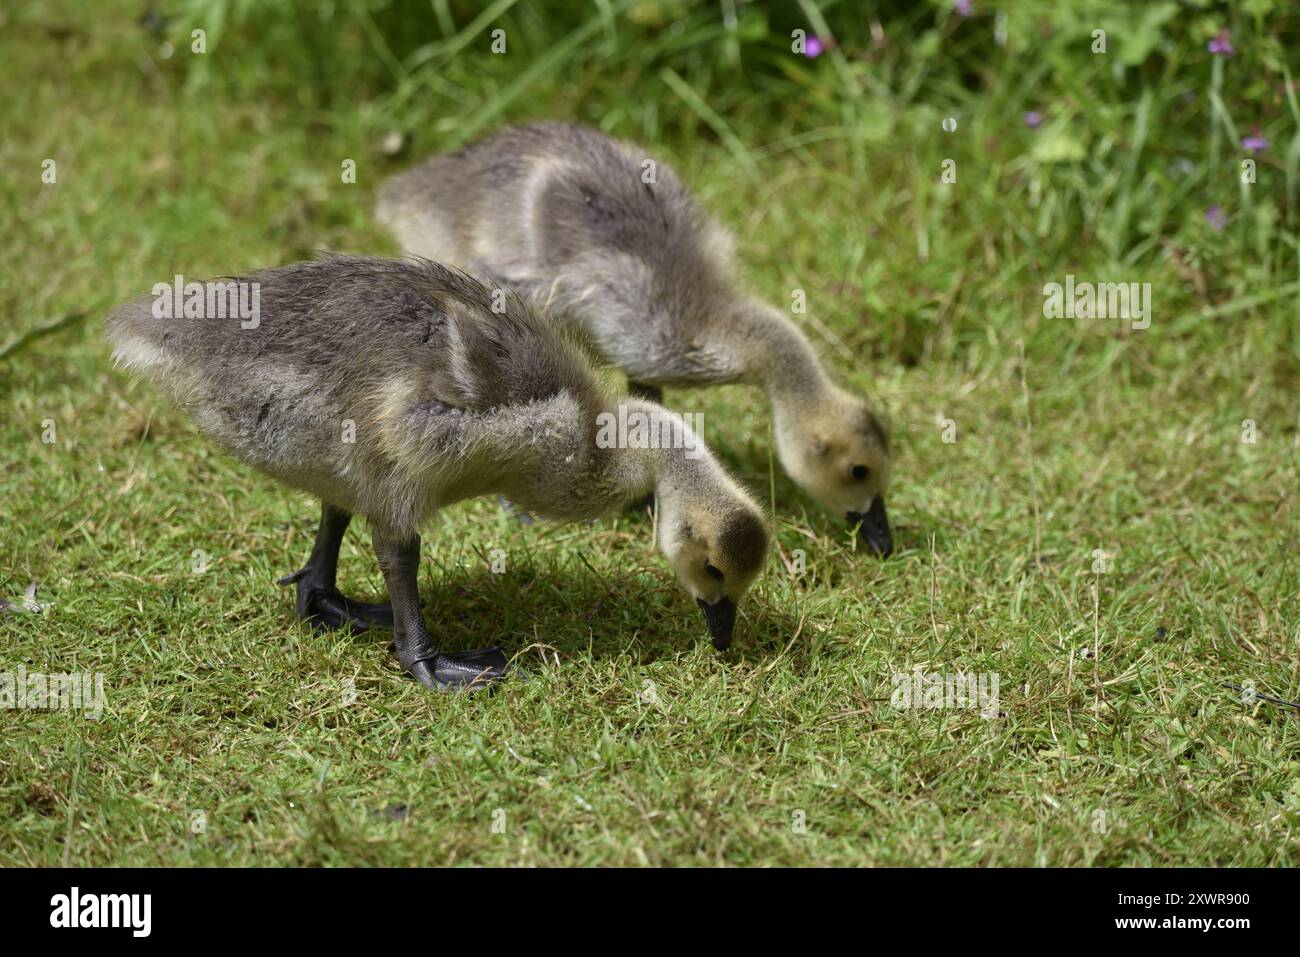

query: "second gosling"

left=107, top=256, right=769, bottom=691
left=377, top=121, right=895, bottom=555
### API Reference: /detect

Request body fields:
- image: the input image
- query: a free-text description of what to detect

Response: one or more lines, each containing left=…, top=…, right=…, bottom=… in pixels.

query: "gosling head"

left=654, top=487, right=769, bottom=651
left=774, top=386, right=894, bottom=557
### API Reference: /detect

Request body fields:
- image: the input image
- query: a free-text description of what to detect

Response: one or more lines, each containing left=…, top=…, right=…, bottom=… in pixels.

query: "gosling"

left=107, top=256, right=769, bottom=691
left=376, top=121, right=894, bottom=555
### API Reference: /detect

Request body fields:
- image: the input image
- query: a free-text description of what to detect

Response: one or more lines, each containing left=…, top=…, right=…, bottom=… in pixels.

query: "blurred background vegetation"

left=7, top=0, right=1299, bottom=367
left=180, top=9, right=1295, bottom=194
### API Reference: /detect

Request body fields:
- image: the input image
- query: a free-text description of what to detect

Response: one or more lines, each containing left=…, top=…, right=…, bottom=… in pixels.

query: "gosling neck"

left=737, top=300, right=836, bottom=424
left=605, top=397, right=721, bottom=505
left=477, top=396, right=716, bottom=522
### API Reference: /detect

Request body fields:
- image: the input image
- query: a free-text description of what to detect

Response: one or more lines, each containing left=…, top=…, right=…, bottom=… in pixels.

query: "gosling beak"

left=696, top=596, right=737, bottom=651
left=848, top=496, right=893, bottom=558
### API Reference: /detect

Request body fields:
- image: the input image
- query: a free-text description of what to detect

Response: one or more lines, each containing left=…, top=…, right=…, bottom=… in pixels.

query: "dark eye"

left=705, top=563, right=724, bottom=581
left=851, top=464, right=869, bottom=480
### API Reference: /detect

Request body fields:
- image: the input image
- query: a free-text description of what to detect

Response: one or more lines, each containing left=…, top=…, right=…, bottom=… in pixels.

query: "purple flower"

left=804, top=35, right=824, bottom=58
left=1024, top=111, right=1043, bottom=130
left=1242, top=134, right=1269, bottom=154
left=1206, top=205, right=1228, bottom=232
left=955, top=0, right=973, bottom=16
left=1207, top=29, right=1234, bottom=56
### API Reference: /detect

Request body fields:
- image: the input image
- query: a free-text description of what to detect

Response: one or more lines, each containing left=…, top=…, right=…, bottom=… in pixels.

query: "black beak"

left=848, top=496, right=893, bottom=557
left=696, top=596, right=736, bottom=651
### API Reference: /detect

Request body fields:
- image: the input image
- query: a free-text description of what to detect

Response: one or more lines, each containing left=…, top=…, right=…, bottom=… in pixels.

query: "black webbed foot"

left=388, top=640, right=509, bottom=692
left=279, top=568, right=395, bottom=633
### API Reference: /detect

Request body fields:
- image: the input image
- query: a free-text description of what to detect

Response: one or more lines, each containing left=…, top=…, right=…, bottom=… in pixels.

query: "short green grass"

left=2, top=2, right=1298, bottom=866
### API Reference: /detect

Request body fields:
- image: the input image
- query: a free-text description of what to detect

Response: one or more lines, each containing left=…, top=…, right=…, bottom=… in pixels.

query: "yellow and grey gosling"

left=107, top=256, right=769, bottom=691
left=376, top=121, right=894, bottom=555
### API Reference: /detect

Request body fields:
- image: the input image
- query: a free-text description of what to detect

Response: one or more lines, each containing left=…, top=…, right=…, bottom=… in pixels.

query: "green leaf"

left=1116, top=2, right=1179, bottom=66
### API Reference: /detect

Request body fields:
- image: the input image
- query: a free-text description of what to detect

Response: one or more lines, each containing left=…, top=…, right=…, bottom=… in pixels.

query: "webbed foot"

left=389, top=640, right=509, bottom=692
left=279, top=568, right=395, bottom=633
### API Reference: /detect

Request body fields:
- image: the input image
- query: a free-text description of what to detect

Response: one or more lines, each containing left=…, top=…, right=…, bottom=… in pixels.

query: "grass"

left=2, top=1, right=1298, bottom=866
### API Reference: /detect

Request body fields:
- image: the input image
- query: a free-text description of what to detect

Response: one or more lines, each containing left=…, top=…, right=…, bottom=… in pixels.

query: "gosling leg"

left=627, top=380, right=663, bottom=405
left=372, top=528, right=508, bottom=692
left=279, top=502, right=395, bottom=632
left=627, top=379, right=662, bottom=513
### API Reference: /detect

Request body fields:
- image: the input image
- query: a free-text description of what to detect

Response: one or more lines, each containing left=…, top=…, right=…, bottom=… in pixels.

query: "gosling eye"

left=705, top=562, right=724, bottom=581
left=851, top=464, right=870, bottom=481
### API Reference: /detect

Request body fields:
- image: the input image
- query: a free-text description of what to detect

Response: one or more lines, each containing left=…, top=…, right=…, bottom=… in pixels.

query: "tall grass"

left=157, top=0, right=1300, bottom=324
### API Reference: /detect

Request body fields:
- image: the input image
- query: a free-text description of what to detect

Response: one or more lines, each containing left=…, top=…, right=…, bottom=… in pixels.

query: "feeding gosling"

left=377, top=121, right=894, bottom=555
left=107, top=256, right=769, bottom=691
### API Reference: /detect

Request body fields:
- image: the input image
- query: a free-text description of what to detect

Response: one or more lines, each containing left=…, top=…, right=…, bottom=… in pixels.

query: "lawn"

left=1, top=0, right=1297, bottom=866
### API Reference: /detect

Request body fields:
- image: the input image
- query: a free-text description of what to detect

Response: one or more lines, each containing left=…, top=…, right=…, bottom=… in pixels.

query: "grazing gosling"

left=107, top=256, right=769, bottom=691
left=377, top=121, right=894, bottom=555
